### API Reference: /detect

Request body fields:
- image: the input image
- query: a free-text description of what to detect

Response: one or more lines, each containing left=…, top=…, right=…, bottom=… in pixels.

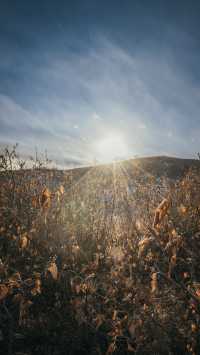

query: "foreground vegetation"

left=1, top=146, right=200, bottom=354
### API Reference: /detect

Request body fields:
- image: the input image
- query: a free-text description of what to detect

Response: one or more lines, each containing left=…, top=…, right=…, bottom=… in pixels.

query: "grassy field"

left=1, top=147, right=200, bottom=354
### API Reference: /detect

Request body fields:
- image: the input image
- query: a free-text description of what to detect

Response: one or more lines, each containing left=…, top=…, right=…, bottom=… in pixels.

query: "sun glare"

left=95, top=134, right=128, bottom=163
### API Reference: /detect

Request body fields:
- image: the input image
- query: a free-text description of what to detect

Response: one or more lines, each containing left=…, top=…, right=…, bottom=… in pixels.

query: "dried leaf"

left=0, top=284, right=8, bottom=301
left=191, top=323, right=197, bottom=332
left=9, top=272, right=21, bottom=288
left=32, top=196, right=38, bottom=208
left=20, top=234, right=28, bottom=249
left=153, top=198, right=170, bottom=228
left=48, top=262, right=58, bottom=280
left=41, top=188, right=51, bottom=209
left=179, top=204, right=187, bottom=214
left=138, top=237, right=154, bottom=257
left=59, top=185, right=65, bottom=194
left=151, top=272, right=158, bottom=293
left=31, top=278, right=41, bottom=295
left=112, top=310, right=118, bottom=320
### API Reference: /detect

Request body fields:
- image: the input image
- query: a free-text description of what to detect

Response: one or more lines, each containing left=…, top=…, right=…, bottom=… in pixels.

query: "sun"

left=95, top=134, right=128, bottom=163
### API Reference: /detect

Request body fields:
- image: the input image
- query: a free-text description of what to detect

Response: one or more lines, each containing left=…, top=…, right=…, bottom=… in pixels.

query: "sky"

left=1, top=0, right=200, bottom=167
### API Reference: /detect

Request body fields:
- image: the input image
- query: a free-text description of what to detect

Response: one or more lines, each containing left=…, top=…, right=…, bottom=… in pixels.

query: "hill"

left=123, top=156, right=200, bottom=178
left=67, top=155, right=200, bottom=182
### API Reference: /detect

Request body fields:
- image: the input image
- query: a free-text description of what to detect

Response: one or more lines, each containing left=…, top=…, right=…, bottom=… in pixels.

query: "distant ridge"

left=66, top=156, right=200, bottom=179
left=3, top=156, right=200, bottom=183
left=63, top=156, right=200, bottom=184
left=126, top=156, right=200, bottom=178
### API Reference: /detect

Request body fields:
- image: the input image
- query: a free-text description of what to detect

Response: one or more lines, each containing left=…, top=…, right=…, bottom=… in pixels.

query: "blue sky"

left=1, top=0, right=200, bottom=166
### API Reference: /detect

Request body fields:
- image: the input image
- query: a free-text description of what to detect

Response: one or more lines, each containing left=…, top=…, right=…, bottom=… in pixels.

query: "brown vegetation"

left=1, top=146, right=200, bottom=354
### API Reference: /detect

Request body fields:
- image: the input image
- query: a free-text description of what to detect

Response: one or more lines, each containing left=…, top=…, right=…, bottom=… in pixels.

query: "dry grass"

left=1, top=146, right=200, bottom=354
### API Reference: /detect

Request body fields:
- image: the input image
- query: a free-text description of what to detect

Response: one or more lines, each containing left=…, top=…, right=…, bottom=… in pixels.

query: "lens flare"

left=95, top=134, right=128, bottom=163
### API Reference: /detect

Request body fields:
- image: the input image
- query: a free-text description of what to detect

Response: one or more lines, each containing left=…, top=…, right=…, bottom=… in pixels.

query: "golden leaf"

left=48, top=262, right=58, bottom=280
left=179, top=204, right=187, bottom=214
left=191, top=323, right=197, bottom=332
left=138, top=237, right=154, bottom=257
left=31, top=278, right=41, bottom=295
left=41, top=188, right=51, bottom=209
left=153, top=198, right=170, bottom=228
left=20, top=234, right=28, bottom=249
left=9, top=272, right=21, bottom=287
left=112, top=310, right=118, bottom=320
left=171, top=229, right=178, bottom=237
left=59, top=185, right=65, bottom=194
left=135, top=220, right=142, bottom=230
left=42, top=187, right=51, bottom=199
left=170, top=254, right=177, bottom=265
left=32, top=196, right=38, bottom=208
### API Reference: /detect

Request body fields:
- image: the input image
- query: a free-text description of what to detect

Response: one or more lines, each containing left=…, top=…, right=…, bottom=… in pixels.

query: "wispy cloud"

left=1, top=32, right=200, bottom=165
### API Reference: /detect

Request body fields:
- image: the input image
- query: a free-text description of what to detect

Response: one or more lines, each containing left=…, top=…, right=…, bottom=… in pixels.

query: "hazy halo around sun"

left=94, top=134, right=129, bottom=163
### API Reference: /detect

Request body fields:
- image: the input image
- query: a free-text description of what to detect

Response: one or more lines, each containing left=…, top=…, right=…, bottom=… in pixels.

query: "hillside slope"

left=67, top=155, right=200, bottom=181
